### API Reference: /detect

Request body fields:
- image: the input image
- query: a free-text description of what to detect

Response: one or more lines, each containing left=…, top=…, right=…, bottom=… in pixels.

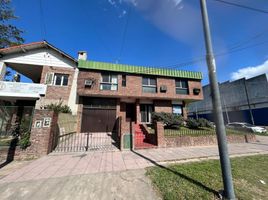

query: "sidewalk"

left=0, top=136, right=267, bottom=184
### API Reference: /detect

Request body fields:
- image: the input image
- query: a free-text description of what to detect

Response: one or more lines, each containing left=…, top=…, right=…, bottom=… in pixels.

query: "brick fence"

left=155, top=122, right=256, bottom=148
left=2, top=110, right=59, bottom=161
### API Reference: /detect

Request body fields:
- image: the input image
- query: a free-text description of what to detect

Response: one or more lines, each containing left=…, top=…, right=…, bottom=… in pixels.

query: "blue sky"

left=9, top=0, right=268, bottom=84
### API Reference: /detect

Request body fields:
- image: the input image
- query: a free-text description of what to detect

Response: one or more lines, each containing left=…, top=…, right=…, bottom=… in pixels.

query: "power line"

left=39, top=0, right=47, bottom=39
left=212, top=0, right=268, bottom=14
left=150, top=29, right=268, bottom=71
left=117, top=6, right=131, bottom=63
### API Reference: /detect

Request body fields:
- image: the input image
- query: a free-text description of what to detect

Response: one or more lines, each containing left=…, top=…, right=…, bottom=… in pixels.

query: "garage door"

left=81, top=108, right=116, bottom=133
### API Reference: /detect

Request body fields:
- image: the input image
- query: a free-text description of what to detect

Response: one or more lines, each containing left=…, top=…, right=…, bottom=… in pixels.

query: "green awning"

left=78, top=60, right=202, bottom=80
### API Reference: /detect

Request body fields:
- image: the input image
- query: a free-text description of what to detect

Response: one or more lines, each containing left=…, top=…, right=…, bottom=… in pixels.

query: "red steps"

left=134, top=123, right=156, bottom=149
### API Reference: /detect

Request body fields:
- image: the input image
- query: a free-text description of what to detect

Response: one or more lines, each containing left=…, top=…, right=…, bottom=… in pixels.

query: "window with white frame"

left=45, top=73, right=69, bottom=86
left=172, top=104, right=183, bottom=116
left=175, top=79, right=189, bottom=94
left=142, top=77, right=157, bottom=93
left=100, top=73, right=118, bottom=91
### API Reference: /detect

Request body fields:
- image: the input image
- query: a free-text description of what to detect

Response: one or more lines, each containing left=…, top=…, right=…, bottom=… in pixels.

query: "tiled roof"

left=78, top=60, right=202, bottom=80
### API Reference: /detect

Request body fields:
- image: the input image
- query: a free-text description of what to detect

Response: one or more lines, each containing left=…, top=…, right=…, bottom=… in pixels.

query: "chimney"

left=78, top=51, right=87, bottom=60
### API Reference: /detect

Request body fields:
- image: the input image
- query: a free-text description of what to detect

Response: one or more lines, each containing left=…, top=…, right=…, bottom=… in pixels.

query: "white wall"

left=68, top=68, right=79, bottom=114
left=1, top=48, right=76, bottom=68
left=0, top=61, right=6, bottom=81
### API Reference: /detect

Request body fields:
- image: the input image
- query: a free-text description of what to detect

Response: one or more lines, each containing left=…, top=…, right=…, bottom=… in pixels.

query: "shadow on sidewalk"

left=0, top=138, right=18, bottom=169
left=131, top=150, right=219, bottom=197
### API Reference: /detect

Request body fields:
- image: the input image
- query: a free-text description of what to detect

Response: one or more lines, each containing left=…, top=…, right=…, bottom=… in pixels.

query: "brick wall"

left=77, top=70, right=203, bottom=101
left=1, top=110, right=59, bottom=161
left=154, top=100, right=172, bottom=113
left=155, top=122, right=256, bottom=148
left=27, top=109, right=58, bottom=156
left=36, top=66, right=75, bottom=109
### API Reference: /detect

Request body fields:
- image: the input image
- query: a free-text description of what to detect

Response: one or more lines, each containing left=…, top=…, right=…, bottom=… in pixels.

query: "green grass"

left=146, top=155, right=268, bottom=200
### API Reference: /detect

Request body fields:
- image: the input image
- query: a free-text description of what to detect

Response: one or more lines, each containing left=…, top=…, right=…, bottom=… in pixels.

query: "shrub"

left=197, top=118, right=213, bottom=128
left=19, top=131, right=31, bottom=149
left=45, top=101, right=71, bottom=113
left=151, top=112, right=183, bottom=129
left=186, top=118, right=200, bottom=129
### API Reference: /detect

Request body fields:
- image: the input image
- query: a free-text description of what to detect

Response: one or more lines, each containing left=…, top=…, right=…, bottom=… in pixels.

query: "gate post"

left=28, top=109, right=59, bottom=156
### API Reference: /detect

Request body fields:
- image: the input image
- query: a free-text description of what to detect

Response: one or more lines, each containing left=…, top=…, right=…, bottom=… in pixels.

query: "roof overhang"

left=78, top=60, right=203, bottom=80
left=0, top=41, right=77, bottom=65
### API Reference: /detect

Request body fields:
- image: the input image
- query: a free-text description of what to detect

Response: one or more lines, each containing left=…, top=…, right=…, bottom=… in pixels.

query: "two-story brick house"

left=76, top=53, right=203, bottom=148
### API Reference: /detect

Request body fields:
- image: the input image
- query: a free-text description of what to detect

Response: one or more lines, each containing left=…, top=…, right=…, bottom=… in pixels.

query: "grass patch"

left=146, top=155, right=268, bottom=200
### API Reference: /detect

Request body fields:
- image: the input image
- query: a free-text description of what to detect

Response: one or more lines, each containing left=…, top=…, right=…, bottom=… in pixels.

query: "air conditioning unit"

left=193, top=88, right=201, bottom=95
left=85, top=80, right=93, bottom=87
left=160, top=85, right=167, bottom=93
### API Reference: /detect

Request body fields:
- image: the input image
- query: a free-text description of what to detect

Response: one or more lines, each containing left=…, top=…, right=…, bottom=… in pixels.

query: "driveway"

left=0, top=136, right=267, bottom=200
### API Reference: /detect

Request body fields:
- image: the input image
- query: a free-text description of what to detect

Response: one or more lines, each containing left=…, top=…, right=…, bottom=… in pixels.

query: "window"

left=140, top=104, right=154, bottom=123
left=142, top=77, right=157, bottom=93
left=44, top=72, right=68, bottom=86
left=100, top=74, right=118, bottom=91
left=172, top=105, right=182, bottom=116
left=175, top=79, right=189, bottom=94
left=122, top=75, right=126, bottom=87
left=53, top=74, right=69, bottom=86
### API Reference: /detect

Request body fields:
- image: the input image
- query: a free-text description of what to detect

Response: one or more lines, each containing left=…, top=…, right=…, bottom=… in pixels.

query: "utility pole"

left=222, top=96, right=230, bottom=124
left=195, top=104, right=199, bottom=119
left=199, top=0, right=236, bottom=199
left=243, top=78, right=255, bottom=125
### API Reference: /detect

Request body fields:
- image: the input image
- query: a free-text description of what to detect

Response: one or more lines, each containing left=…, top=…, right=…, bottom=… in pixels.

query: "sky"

left=7, top=0, right=268, bottom=85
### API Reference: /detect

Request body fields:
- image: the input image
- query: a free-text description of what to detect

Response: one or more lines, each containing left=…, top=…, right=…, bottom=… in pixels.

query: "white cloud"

left=119, top=10, right=127, bottom=18
left=108, top=0, right=116, bottom=6
left=230, top=60, right=268, bottom=80
left=121, top=0, right=201, bottom=45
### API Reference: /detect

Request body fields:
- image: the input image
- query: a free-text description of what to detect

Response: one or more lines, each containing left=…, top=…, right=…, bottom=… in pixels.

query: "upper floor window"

left=45, top=72, right=68, bottom=86
left=142, top=77, right=157, bottom=93
left=175, top=79, right=189, bottom=94
left=100, top=73, right=118, bottom=91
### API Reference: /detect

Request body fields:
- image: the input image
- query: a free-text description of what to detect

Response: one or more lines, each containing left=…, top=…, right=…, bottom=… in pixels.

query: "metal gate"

left=52, top=114, right=121, bottom=152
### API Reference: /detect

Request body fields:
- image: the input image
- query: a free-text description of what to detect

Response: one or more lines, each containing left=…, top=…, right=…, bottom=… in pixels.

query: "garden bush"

left=45, top=101, right=71, bottom=113
left=18, top=131, right=31, bottom=149
left=197, top=118, right=213, bottom=128
left=151, top=112, right=183, bottom=129
left=186, top=118, right=200, bottom=129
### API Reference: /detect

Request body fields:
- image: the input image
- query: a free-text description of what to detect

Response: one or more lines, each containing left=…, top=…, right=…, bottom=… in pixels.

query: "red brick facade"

left=36, top=66, right=75, bottom=108
left=77, top=70, right=203, bottom=138
left=77, top=71, right=203, bottom=100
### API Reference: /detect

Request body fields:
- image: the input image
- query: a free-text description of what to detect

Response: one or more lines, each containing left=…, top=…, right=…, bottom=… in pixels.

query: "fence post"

left=155, top=121, right=165, bottom=148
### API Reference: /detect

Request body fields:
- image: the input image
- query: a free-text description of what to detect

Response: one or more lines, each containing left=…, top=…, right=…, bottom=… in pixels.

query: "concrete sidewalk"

left=1, top=136, right=267, bottom=184
left=0, top=136, right=267, bottom=200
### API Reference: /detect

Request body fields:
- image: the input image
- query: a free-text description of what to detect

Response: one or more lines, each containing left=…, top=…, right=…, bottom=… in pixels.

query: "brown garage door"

left=81, top=108, right=116, bottom=132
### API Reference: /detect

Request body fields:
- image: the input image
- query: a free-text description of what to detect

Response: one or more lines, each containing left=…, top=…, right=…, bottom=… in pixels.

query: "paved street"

left=0, top=136, right=267, bottom=200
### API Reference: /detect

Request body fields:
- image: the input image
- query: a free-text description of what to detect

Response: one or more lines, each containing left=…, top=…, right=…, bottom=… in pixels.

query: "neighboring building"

left=0, top=41, right=78, bottom=114
left=76, top=54, right=203, bottom=136
left=188, top=74, right=268, bottom=125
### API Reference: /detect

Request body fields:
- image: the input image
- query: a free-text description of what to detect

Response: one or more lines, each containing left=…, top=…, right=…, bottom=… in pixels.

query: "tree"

left=0, top=0, right=24, bottom=48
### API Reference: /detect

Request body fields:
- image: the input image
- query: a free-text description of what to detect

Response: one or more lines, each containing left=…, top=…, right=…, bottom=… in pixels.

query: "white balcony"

left=0, top=81, right=47, bottom=99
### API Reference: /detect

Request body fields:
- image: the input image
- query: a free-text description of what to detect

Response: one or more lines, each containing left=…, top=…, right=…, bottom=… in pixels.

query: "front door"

left=126, top=103, right=136, bottom=122
left=140, top=104, right=154, bottom=123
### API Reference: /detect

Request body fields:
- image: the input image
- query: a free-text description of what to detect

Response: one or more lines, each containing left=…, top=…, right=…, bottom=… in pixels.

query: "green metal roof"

left=78, top=60, right=202, bottom=80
